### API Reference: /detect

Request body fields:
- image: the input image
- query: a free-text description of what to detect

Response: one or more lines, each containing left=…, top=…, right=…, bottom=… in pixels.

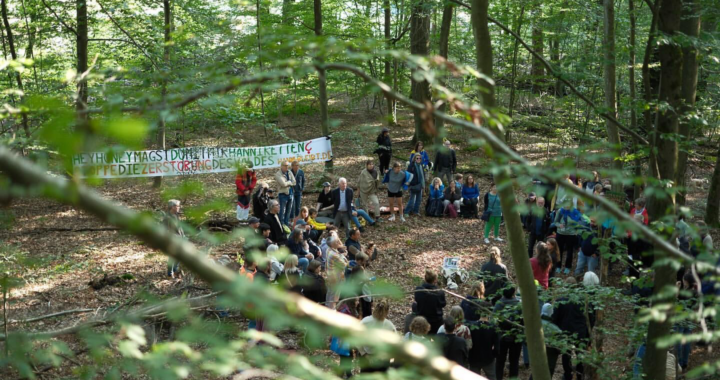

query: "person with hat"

left=235, top=163, right=257, bottom=221
left=316, top=182, right=335, bottom=218
left=375, top=127, right=392, bottom=175
left=434, top=140, right=457, bottom=188
left=252, top=182, right=274, bottom=218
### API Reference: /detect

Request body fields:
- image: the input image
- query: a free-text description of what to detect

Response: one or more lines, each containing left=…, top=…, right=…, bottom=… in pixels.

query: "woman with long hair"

left=410, top=141, right=431, bottom=171
left=461, top=175, right=480, bottom=218
left=461, top=282, right=488, bottom=322
left=530, top=242, right=553, bottom=289
left=437, top=306, right=472, bottom=349
left=426, top=177, right=445, bottom=217
left=443, top=179, right=462, bottom=217
left=481, top=246, right=508, bottom=305
left=545, top=237, right=561, bottom=281
left=281, top=255, right=301, bottom=293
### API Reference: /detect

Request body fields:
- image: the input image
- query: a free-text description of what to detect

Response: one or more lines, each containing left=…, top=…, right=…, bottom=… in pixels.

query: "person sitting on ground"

left=263, top=199, right=288, bottom=246
left=382, top=162, right=412, bottom=222
left=461, top=282, right=490, bottom=323
left=239, top=254, right=257, bottom=280
left=438, top=316, right=469, bottom=368
left=358, top=299, right=396, bottom=373
left=410, top=141, right=432, bottom=171
left=483, top=183, right=503, bottom=244
left=348, top=252, right=374, bottom=318
left=344, top=228, right=377, bottom=262
left=307, top=207, right=331, bottom=234
left=164, top=199, right=185, bottom=278
left=414, top=269, right=447, bottom=334
left=333, top=296, right=358, bottom=379
left=526, top=196, right=551, bottom=258
left=349, top=198, right=377, bottom=232
left=326, top=235, right=349, bottom=309
left=530, top=241, right=553, bottom=290
left=403, top=302, right=419, bottom=334
left=235, top=164, right=257, bottom=221
left=454, top=173, right=464, bottom=190
left=434, top=140, right=457, bottom=187
left=266, top=244, right=284, bottom=282
left=437, top=306, right=472, bottom=350
left=301, top=260, right=326, bottom=304
left=252, top=182, right=273, bottom=218
left=443, top=179, right=462, bottom=217
left=461, top=175, right=480, bottom=218
left=280, top=254, right=301, bottom=293
left=357, top=160, right=381, bottom=219
left=243, top=217, right=267, bottom=252
left=426, top=177, right=445, bottom=217
left=256, top=223, right=274, bottom=250
left=468, top=303, right=499, bottom=380
left=494, top=285, right=524, bottom=380
left=480, top=247, right=508, bottom=305
left=316, top=182, right=335, bottom=218
left=286, top=228, right=313, bottom=273
left=404, top=316, right=431, bottom=341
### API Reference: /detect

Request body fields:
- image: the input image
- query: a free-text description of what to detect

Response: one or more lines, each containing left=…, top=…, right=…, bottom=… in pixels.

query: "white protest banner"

left=443, top=257, right=460, bottom=270
left=72, top=137, right=332, bottom=178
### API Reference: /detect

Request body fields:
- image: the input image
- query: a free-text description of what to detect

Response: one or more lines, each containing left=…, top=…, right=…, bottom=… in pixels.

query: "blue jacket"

left=462, top=184, right=480, bottom=200
left=292, top=169, right=305, bottom=192
left=382, top=170, right=412, bottom=191
left=429, top=184, right=445, bottom=200
left=410, top=150, right=431, bottom=169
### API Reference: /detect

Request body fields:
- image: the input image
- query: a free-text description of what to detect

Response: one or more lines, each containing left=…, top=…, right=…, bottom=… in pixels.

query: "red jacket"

left=628, top=207, right=649, bottom=237
left=236, top=171, right=257, bottom=195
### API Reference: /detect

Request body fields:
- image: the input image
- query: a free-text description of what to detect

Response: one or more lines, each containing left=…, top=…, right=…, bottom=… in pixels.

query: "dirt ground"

left=1, top=102, right=717, bottom=379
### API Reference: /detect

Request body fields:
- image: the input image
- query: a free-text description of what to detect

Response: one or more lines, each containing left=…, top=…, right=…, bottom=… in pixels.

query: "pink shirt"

left=530, top=257, right=550, bottom=289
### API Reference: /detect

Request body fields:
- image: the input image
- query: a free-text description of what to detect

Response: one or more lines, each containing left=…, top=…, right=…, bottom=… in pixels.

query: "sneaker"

left=555, top=268, right=561, bottom=274
left=563, top=268, right=570, bottom=275
left=495, top=237, right=504, bottom=242
left=400, top=216, right=406, bottom=222
left=484, top=238, right=490, bottom=244
left=388, top=214, right=396, bottom=221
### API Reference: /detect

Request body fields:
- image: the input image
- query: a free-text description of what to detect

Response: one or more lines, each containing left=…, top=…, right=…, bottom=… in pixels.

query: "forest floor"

left=1, top=99, right=717, bottom=379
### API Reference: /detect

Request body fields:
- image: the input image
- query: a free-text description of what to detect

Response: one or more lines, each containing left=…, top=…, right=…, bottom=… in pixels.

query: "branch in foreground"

left=0, top=146, right=485, bottom=380
left=0, top=308, right=95, bottom=327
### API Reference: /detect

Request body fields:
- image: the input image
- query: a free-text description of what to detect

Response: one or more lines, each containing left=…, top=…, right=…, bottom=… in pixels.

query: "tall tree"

left=707, top=145, right=720, bottom=227
left=410, top=0, right=432, bottom=144
left=603, top=0, right=622, bottom=190
left=470, top=1, right=549, bottom=380
left=629, top=0, right=642, bottom=200
left=76, top=0, right=89, bottom=123
left=642, top=0, right=683, bottom=377
left=1, top=0, right=31, bottom=137
left=154, top=0, right=172, bottom=188
left=384, top=0, right=395, bottom=125
left=434, top=1, right=453, bottom=139
left=675, top=0, right=701, bottom=205
left=530, top=7, right=544, bottom=93
left=314, top=0, right=332, bottom=170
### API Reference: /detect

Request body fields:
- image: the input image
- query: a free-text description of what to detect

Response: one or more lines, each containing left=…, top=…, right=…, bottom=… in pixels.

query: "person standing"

left=553, top=277, right=595, bottom=380
left=332, top=178, right=354, bottom=238
left=164, top=199, right=185, bottom=278
left=382, top=162, right=412, bottom=222
left=405, top=154, right=426, bottom=217
left=434, top=140, right=457, bottom=187
left=438, top=316, right=469, bottom=368
left=357, top=160, right=381, bottom=219
left=530, top=242, right=553, bottom=290
left=527, top=196, right=551, bottom=258
left=409, top=141, right=431, bottom=172
left=252, top=183, right=273, bottom=218
left=235, top=164, right=257, bottom=221
left=290, top=161, right=305, bottom=220
left=494, top=285, right=523, bottom=380
left=275, top=161, right=296, bottom=226
left=414, top=269, right=447, bottom=334
left=481, top=247, right=508, bottom=305
left=375, top=128, right=392, bottom=174
left=483, top=183, right=503, bottom=244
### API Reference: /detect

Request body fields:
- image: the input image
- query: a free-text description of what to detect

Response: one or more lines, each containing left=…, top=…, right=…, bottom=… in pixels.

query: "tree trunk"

left=384, top=0, right=395, bottom=125
left=154, top=0, right=172, bottom=188
left=314, top=0, right=332, bottom=170
left=410, top=0, right=432, bottom=145
left=1, top=0, right=30, bottom=138
left=603, top=0, right=622, bottom=191
left=507, top=5, right=526, bottom=119
left=435, top=3, right=453, bottom=142
left=530, top=11, right=544, bottom=94
left=706, top=144, right=720, bottom=227
left=76, top=0, right=89, bottom=124
left=471, top=1, right=549, bottom=380
left=642, top=0, right=660, bottom=178
left=675, top=0, right=701, bottom=205
left=642, top=0, right=682, bottom=378
left=629, top=0, right=642, bottom=200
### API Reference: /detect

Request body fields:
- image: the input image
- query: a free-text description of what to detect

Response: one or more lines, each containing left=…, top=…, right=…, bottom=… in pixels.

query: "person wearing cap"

left=252, top=182, right=273, bottom=219
left=526, top=196, right=551, bottom=258
left=357, top=160, right=381, bottom=219
left=434, top=140, right=457, bottom=188
left=235, top=163, right=257, bottom=221
left=290, top=161, right=305, bottom=220
left=243, top=217, right=267, bottom=252
left=316, top=182, right=335, bottom=218
left=375, top=127, right=392, bottom=175
left=275, top=161, right=296, bottom=227
left=331, top=177, right=354, bottom=238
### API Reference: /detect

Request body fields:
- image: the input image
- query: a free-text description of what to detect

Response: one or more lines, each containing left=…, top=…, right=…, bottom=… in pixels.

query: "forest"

left=0, top=0, right=719, bottom=378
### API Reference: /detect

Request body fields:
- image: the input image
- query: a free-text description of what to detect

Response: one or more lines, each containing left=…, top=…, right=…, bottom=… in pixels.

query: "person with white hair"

left=331, top=177, right=354, bottom=238
left=263, top=199, right=287, bottom=245
left=434, top=140, right=457, bottom=187
left=274, top=161, right=296, bottom=227
left=164, top=199, right=185, bottom=278
left=325, top=234, right=349, bottom=309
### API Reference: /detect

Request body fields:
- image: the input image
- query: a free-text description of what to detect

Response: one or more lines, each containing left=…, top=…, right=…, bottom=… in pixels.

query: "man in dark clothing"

left=434, top=140, right=457, bottom=188
left=494, top=286, right=523, bottom=380
left=552, top=277, right=595, bottom=380
left=345, top=228, right=363, bottom=261
left=252, top=184, right=273, bottom=218
left=468, top=313, right=498, bottom=379
left=403, top=302, right=419, bottom=334
left=526, top=196, right=551, bottom=258
left=301, top=260, right=327, bottom=304
left=439, top=316, right=469, bottom=368
left=263, top=200, right=287, bottom=245
left=414, top=270, right=447, bottom=334
left=480, top=249, right=508, bottom=305
left=316, top=182, right=335, bottom=217
left=331, top=178, right=354, bottom=238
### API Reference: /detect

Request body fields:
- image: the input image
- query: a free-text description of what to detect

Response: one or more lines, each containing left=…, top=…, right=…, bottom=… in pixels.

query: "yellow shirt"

left=308, top=217, right=327, bottom=231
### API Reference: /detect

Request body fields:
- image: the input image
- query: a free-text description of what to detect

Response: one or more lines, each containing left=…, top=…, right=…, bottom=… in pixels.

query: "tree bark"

left=675, top=0, right=701, bottom=205
left=507, top=5, right=526, bottom=119
left=1, top=0, right=30, bottom=138
left=154, top=0, right=172, bottom=188
left=603, top=0, right=623, bottom=191
left=642, top=0, right=682, bottom=377
left=314, top=0, right=332, bottom=170
left=384, top=0, right=395, bottom=125
left=629, top=0, right=643, bottom=200
left=435, top=3, right=453, bottom=142
left=470, top=1, right=549, bottom=380
left=530, top=10, right=544, bottom=94
left=410, top=0, right=432, bottom=145
left=706, top=145, right=720, bottom=227
left=76, top=0, right=89, bottom=124
left=642, top=0, right=660, bottom=178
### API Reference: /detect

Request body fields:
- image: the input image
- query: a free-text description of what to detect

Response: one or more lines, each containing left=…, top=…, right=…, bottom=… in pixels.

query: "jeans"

left=674, top=326, right=691, bottom=367
left=351, top=209, right=375, bottom=229
left=437, top=168, right=453, bottom=188
left=523, top=342, right=529, bottom=365
left=298, top=257, right=309, bottom=274
left=632, top=344, right=645, bottom=378
left=405, top=189, right=423, bottom=215
left=496, top=338, right=522, bottom=380
left=484, top=215, right=502, bottom=238
left=291, top=191, right=303, bottom=219
left=279, top=193, right=293, bottom=226
left=574, top=251, right=599, bottom=276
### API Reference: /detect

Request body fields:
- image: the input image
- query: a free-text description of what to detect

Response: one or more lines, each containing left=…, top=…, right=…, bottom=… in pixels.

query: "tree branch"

left=38, top=0, right=77, bottom=36
left=0, top=308, right=95, bottom=327
left=95, top=0, right=159, bottom=71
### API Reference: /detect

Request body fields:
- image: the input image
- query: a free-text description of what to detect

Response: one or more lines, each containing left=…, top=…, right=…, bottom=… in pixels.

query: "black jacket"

left=406, top=162, right=424, bottom=191
left=444, top=187, right=462, bottom=203
left=375, top=134, right=392, bottom=154
left=331, top=187, right=354, bottom=217
left=439, top=333, right=469, bottom=368
left=302, top=272, right=327, bottom=304
left=527, top=211, right=551, bottom=236
left=434, top=149, right=457, bottom=172
left=414, top=283, right=446, bottom=325
left=460, top=296, right=490, bottom=322
left=468, top=321, right=498, bottom=368
left=493, top=297, right=523, bottom=337
left=252, top=188, right=271, bottom=218
left=263, top=213, right=287, bottom=245
left=480, top=261, right=508, bottom=299
left=552, top=296, right=595, bottom=341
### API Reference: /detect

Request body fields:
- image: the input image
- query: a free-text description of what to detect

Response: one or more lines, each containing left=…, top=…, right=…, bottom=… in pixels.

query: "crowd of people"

left=159, top=127, right=717, bottom=379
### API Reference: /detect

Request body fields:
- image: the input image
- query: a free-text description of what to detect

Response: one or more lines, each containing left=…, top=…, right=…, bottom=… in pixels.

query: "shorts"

left=387, top=190, right=403, bottom=198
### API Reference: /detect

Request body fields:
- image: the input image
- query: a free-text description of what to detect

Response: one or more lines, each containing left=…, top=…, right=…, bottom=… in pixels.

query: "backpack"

left=445, top=203, right=458, bottom=218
